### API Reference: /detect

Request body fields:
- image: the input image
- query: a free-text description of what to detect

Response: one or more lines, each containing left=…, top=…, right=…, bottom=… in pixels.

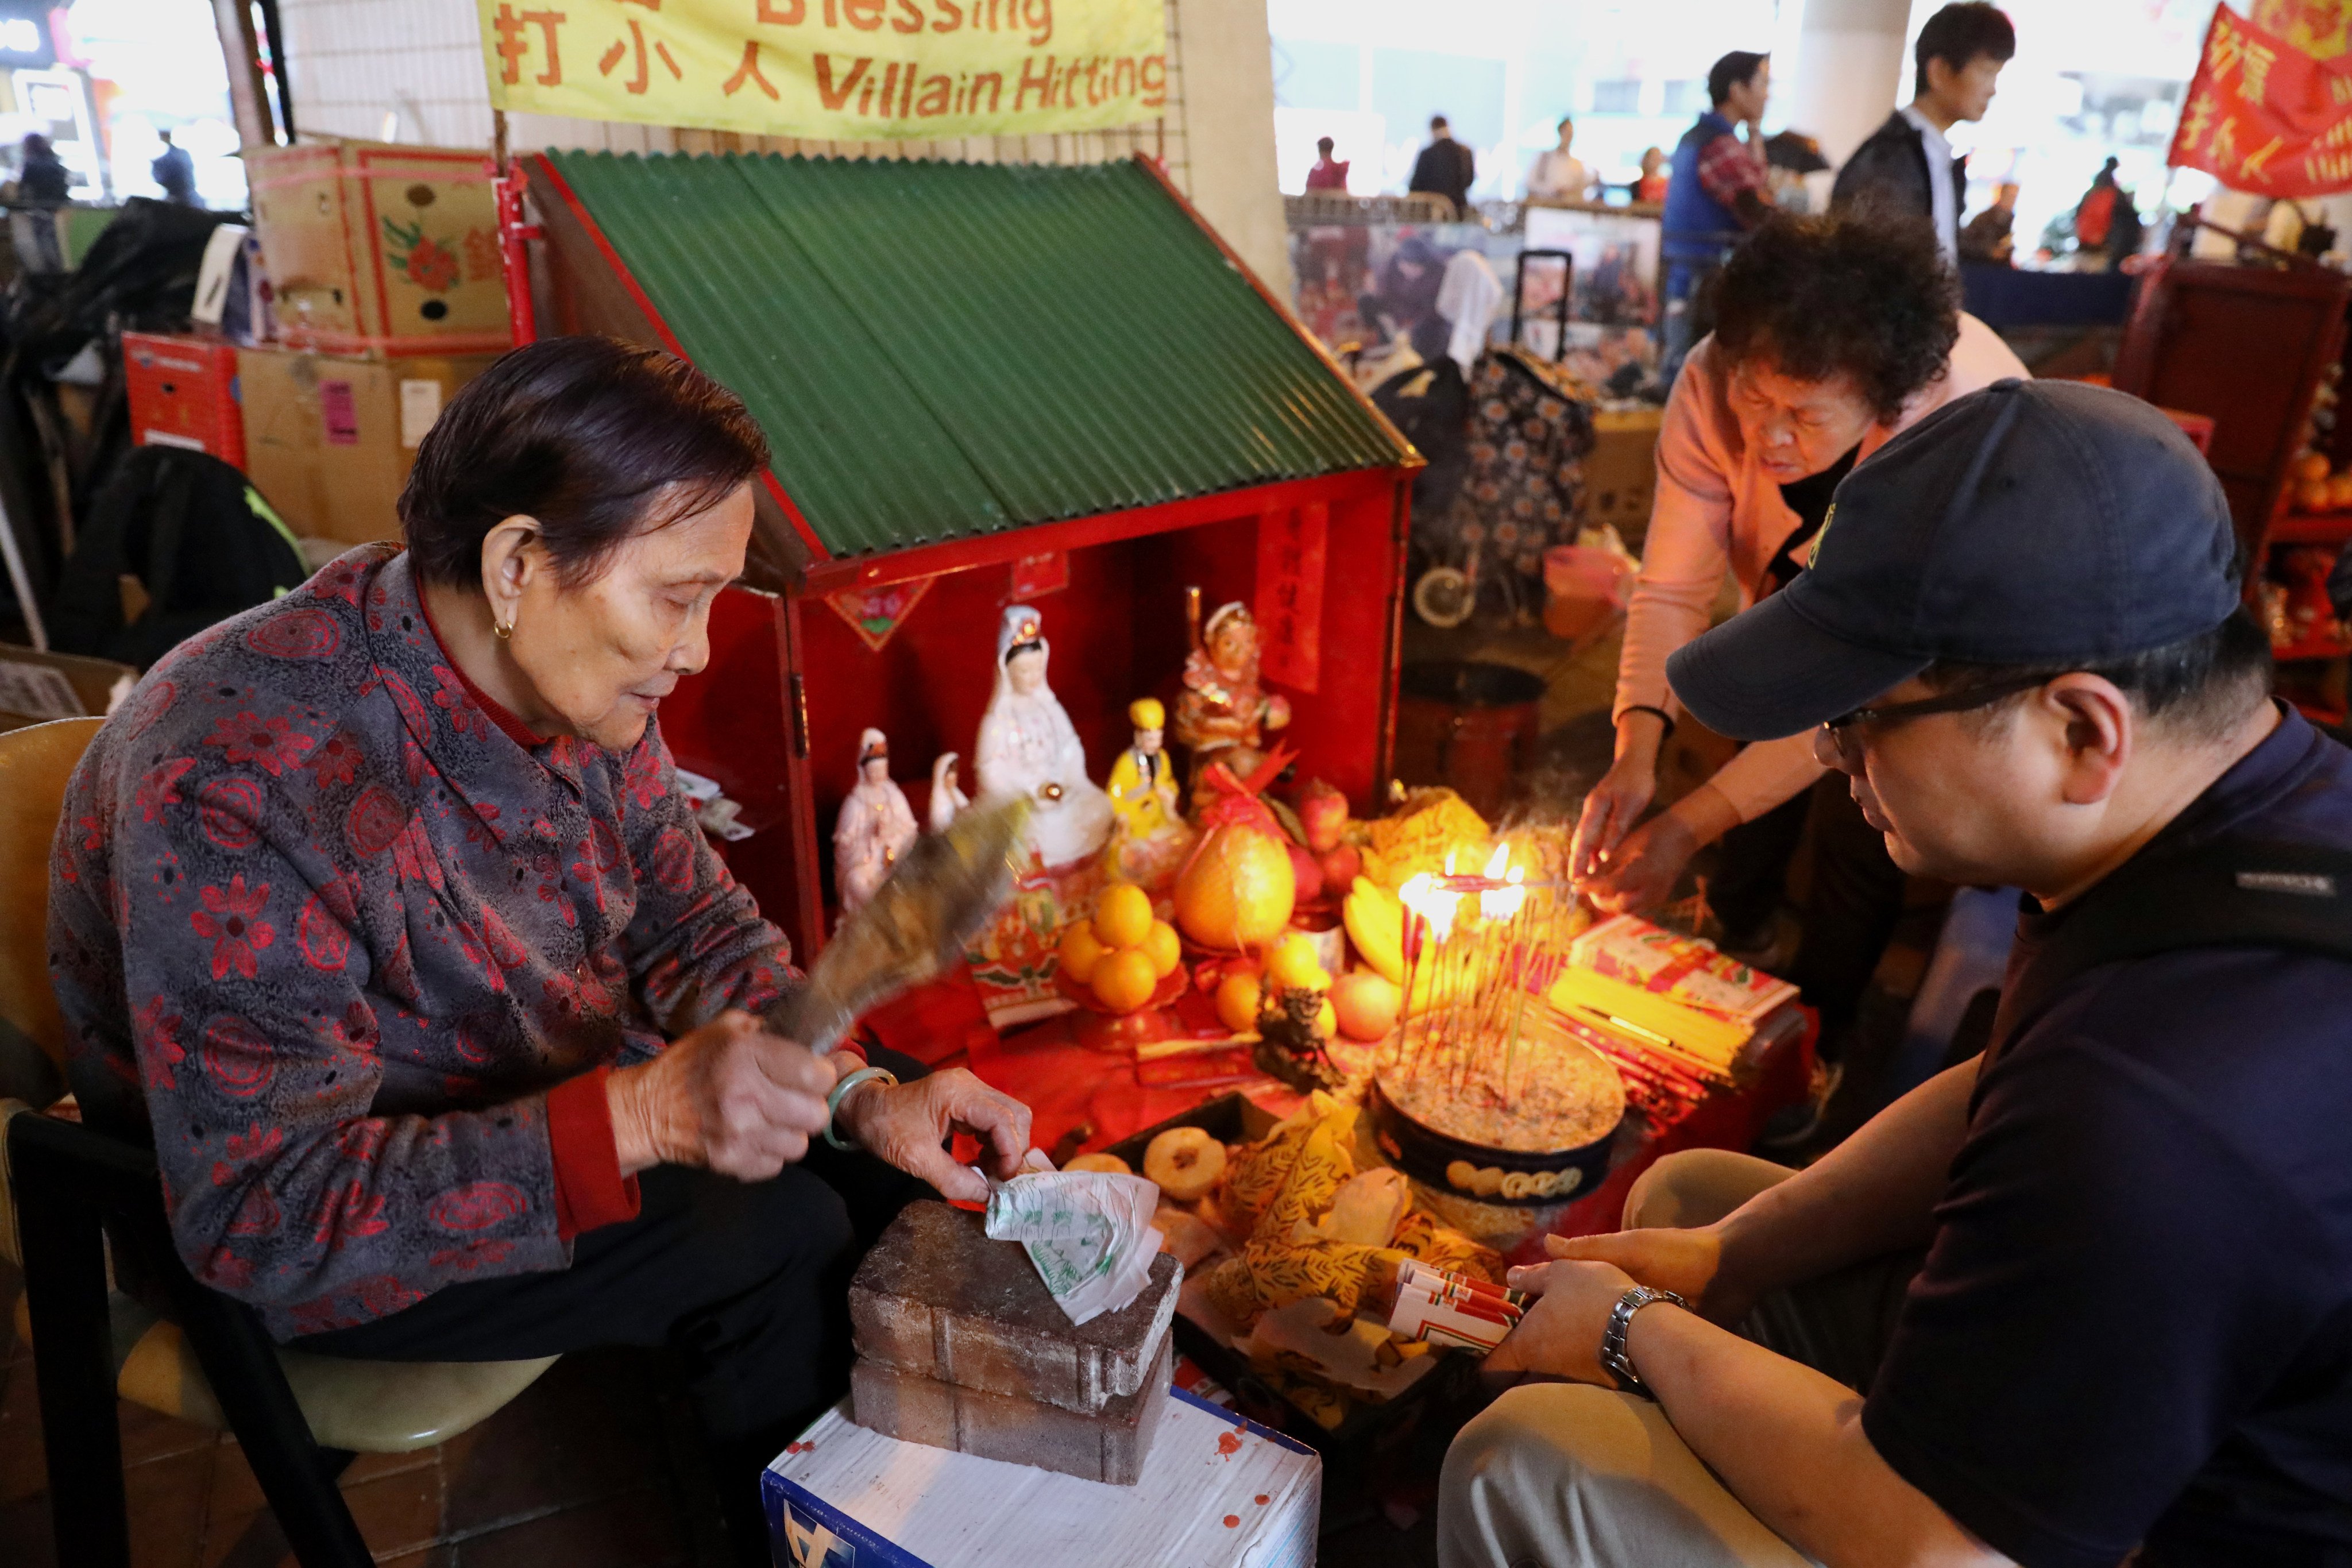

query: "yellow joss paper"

left=1365, top=789, right=1491, bottom=888
left=1210, top=1092, right=1501, bottom=1324
left=1547, top=967, right=1753, bottom=1073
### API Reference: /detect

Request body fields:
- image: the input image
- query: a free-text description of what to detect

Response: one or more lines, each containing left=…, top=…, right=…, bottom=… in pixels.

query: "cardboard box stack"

left=238, top=346, right=497, bottom=546
left=845, top=1201, right=1180, bottom=1485
left=227, top=138, right=513, bottom=546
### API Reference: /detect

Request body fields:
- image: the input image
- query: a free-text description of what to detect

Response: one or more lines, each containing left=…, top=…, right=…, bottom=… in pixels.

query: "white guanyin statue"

left=832, top=728, right=918, bottom=915
left=975, top=604, right=1114, bottom=869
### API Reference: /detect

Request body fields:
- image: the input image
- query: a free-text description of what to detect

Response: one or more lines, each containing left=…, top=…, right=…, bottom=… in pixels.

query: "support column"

left=1170, top=0, right=1293, bottom=296
left=1786, top=0, right=1913, bottom=168
left=210, top=0, right=273, bottom=148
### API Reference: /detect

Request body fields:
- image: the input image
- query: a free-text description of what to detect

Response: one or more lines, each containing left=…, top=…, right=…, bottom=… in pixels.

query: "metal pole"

left=0, top=488, right=49, bottom=650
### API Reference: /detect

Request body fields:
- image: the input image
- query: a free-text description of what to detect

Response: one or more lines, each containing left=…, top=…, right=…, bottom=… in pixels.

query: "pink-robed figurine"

left=1172, top=596, right=1291, bottom=792
left=833, top=727, right=917, bottom=916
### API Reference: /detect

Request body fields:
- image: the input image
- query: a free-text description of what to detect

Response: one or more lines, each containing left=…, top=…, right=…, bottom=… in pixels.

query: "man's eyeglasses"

left=1817, top=673, right=2054, bottom=770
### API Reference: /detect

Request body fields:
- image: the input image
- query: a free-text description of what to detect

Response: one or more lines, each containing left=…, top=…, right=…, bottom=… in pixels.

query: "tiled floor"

left=0, top=1246, right=1456, bottom=1567
left=0, top=1261, right=736, bottom=1567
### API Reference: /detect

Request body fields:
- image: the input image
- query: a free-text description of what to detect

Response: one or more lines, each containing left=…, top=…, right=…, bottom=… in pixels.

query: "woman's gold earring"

left=494, top=616, right=513, bottom=640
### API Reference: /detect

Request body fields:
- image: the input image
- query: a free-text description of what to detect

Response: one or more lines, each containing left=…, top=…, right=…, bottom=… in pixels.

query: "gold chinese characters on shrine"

left=478, top=0, right=1168, bottom=140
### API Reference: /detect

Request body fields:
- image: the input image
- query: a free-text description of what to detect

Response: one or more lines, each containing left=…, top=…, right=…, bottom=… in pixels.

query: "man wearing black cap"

left=1440, top=380, right=2352, bottom=1567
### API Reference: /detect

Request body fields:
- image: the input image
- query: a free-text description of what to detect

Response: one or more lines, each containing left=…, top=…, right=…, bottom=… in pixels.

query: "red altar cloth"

left=958, top=1003, right=1816, bottom=1261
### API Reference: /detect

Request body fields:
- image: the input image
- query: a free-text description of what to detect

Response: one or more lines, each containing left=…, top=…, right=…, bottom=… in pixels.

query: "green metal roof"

left=542, top=150, right=1412, bottom=560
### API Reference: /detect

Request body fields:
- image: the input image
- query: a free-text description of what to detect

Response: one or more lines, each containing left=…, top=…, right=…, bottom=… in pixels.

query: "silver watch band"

left=1600, top=1285, right=1689, bottom=1399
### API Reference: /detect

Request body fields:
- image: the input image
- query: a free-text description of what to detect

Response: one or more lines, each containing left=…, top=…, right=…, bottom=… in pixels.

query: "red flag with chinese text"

left=2167, top=4, right=2352, bottom=198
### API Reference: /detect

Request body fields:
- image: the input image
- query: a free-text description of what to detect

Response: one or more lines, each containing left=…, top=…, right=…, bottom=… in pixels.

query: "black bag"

left=1371, top=354, right=1471, bottom=527
left=1990, top=837, right=2352, bottom=1056
left=48, top=446, right=308, bottom=669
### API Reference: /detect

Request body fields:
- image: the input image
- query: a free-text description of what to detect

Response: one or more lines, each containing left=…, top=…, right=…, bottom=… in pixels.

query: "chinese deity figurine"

left=975, top=604, right=1114, bottom=869
left=928, top=751, right=971, bottom=833
left=1173, top=597, right=1292, bottom=791
left=1104, top=696, right=1196, bottom=889
left=833, top=728, right=918, bottom=916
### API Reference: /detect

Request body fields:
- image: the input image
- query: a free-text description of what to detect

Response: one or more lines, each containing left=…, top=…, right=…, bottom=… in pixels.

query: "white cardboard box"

left=764, top=1386, right=1321, bottom=1567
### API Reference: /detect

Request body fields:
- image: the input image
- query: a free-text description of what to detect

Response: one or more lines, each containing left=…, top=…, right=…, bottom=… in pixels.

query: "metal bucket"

left=1392, top=660, right=1546, bottom=821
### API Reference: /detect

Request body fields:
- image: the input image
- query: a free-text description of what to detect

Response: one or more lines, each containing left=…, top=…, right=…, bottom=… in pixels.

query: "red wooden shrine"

left=506, top=152, right=1422, bottom=962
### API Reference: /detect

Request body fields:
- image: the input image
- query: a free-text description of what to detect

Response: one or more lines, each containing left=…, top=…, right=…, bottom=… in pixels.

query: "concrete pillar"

left=1170, top=0, right=1293, bottom=296
left=1786, top=0, right=1913, bottom=167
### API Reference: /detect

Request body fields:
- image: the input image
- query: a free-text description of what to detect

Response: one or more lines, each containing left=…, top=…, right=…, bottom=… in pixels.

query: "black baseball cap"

left=1667, top=379, right=2239, bottom=742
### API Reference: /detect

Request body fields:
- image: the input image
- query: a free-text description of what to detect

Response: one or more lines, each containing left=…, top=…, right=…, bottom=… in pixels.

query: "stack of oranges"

left=1058, top=883, right=1181, bottom=1014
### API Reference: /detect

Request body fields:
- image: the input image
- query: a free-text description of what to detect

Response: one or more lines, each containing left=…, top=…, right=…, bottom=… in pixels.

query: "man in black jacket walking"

left=1830, top=3, right=2014, bottom=267
left=1409, top=116, right=1477, bottom=218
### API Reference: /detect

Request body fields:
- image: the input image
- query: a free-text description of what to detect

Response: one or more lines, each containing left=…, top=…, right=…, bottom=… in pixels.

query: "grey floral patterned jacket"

left=48, top=544, right=795, bottom=1338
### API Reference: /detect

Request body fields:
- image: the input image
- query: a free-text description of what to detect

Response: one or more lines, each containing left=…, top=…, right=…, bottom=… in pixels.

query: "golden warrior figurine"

left=1173, top=593, right=1291, bottom=792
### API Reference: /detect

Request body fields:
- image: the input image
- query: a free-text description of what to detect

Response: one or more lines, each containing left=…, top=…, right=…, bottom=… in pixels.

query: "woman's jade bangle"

left=824, top=1065, right=898, bottom=1152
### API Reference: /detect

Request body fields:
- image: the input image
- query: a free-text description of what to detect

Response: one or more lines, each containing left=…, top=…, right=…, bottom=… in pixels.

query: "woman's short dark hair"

left=1915, top=2, right=2016, bottom=96
left=1711, top=211, right=1961, bottom=424
left=400, top=335, right=770, bottom=592
left=1708, top=51, right=1768, bottom=107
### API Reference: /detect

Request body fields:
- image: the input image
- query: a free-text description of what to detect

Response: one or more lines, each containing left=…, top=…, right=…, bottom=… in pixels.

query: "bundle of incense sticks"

left=1388, top=836, right=1586, bottom=1108
left=1555, top=1013, right=1713, bottom=1124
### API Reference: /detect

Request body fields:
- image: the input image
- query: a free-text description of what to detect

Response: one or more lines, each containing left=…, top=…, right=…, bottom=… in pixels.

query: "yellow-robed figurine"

left=1105, top=696, right=1195, bottom=889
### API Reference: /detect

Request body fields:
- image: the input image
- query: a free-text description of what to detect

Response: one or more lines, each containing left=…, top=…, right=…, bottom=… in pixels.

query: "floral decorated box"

left=248, top=140, right=513, bottom=357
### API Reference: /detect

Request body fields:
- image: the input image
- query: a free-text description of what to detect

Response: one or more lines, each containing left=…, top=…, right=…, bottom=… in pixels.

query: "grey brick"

left=848, top=1202, right=1179, bottom=1413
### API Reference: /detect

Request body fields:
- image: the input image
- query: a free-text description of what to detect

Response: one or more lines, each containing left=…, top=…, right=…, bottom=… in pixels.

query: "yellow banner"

left=481, top=0, right=1167, bottom=139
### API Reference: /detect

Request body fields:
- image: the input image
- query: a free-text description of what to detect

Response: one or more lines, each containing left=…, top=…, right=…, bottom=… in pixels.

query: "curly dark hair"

left=1710, top=211, right=1961, bottom=424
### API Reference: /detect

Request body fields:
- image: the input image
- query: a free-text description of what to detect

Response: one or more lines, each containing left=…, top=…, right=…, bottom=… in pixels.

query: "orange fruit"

left=2299, top=477, right=2334, bottom=513
left=2330, top=473, right=2352, bottom=510
left=1173, top=822, right=1296, bottom=951
left=1092, top=947, right=1158, bottom=1013
left=1144, top=920, right=1181, bottom=979
left=1057, top=920, right=1106, bottom=984
left=2297, top=451, right=2333, bottom=485
left=1095, top=882, right=1154, bottom=950
left=1330, top=971, right=1401, bottom=1041
left=1215, top=971, right=1264, bottom=1033
left=1265, top=933, right=1325, bottom=991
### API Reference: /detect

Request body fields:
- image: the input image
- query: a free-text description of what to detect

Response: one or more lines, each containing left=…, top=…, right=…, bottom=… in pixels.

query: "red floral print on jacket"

left=49, top=545, right=799, bottom=1339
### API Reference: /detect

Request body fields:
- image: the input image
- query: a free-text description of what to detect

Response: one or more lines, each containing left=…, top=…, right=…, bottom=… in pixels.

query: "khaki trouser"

left=1438, top=1149, right=1924, bottom=1568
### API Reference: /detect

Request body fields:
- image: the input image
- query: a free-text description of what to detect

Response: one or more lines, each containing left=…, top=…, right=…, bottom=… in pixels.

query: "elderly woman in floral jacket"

left=49, top=336, right=1033, bottom=1562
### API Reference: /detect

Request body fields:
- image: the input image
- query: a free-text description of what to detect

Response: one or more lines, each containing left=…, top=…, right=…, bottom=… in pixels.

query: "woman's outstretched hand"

left=836, top=1068, right=1033, bottom=1203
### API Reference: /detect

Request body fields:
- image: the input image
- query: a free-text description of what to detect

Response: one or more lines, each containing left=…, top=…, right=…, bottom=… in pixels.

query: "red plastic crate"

left=123, top=332, right=244, bottom=464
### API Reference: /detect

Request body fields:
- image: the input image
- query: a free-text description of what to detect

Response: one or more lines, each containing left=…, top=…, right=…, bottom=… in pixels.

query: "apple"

left=1288, top=840, right=1324, bottom=902
left=1298, top=779, right=1350, bottom=855
left=1318, top=843, right=1362, bottom=889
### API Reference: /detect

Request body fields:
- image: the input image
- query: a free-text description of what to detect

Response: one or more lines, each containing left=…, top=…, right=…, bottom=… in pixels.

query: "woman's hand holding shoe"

left=607, top=1010, right=835, bottom=1179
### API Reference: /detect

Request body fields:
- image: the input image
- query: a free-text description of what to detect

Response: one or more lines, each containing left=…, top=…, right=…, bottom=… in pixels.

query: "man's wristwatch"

left=1600, top=1285, right=1689, bottom=1399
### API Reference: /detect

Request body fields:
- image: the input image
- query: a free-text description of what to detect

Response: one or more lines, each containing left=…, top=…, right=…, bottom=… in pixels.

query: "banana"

left=1343, top=875, right=1405, bottom=983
